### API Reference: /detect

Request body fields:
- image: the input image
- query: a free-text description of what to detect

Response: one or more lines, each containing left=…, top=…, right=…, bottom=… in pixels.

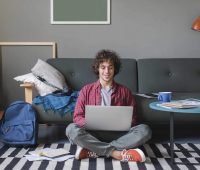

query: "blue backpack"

left=0, top=101, right=38, bottom=146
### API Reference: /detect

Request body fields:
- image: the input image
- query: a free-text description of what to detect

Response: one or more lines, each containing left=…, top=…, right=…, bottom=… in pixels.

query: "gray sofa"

left=29, top=58, right=200, bottom=132
left=136, top=58, right=200, bottom=128
left=32, top=58, right=137, bottom=125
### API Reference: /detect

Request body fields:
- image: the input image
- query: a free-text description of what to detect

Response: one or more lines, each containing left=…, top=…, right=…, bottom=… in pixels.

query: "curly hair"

left=92, top=49, right=121, bottom=77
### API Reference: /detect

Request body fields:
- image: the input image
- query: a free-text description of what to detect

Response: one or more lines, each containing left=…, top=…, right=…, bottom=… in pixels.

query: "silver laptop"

left=85, top=105, right=133, bottom=131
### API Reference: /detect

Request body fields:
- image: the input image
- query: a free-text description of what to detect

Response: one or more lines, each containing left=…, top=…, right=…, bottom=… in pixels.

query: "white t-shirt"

left=101, top=87, right=112, bottom=106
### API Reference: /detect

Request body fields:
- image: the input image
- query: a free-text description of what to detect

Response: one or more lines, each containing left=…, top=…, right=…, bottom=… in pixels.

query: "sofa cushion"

left=32, top=103, right=73, bottom=124
left=46, top=58, right=138, bottom=93
left=137, top=58, right=200, bottom=93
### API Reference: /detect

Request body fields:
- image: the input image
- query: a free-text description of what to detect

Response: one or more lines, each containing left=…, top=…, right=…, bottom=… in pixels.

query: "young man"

left=66, top=50, right=152, bottom=162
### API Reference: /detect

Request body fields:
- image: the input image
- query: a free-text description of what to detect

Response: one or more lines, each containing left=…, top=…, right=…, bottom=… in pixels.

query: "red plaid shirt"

left=73, top=80, right=137, bottom=128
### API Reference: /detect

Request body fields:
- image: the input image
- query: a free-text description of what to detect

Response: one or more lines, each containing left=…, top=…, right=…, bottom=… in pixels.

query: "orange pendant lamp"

left=192, top=16, right=200, bottom=31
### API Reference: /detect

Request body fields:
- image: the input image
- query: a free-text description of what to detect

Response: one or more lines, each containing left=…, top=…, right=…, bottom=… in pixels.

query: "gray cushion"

left=137, top=58, right=200, bottom=93
left=47, top=58, right=138, bottom=93
left=33, top=104, right=73, bottom=124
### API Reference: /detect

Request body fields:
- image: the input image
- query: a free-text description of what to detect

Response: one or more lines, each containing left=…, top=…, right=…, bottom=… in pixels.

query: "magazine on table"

left=158, top=98, right=200, bottom=109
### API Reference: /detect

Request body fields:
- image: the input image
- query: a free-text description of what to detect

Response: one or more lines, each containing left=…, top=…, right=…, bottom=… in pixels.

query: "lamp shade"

left=192, top=16, right=200, bottom=31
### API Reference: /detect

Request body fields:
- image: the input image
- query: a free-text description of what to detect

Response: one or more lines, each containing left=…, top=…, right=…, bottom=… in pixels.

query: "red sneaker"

left=121, top=148, right=146, bottom=162
left=75, top=146, right=98, bottom=160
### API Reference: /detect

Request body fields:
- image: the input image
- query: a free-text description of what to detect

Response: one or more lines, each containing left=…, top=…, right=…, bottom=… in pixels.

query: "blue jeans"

left=66, top=123, right=152, bottom=157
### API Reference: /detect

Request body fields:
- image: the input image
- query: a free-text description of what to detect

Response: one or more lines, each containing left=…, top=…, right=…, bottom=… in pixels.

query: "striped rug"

left=0, top=142, right=200, bottom=170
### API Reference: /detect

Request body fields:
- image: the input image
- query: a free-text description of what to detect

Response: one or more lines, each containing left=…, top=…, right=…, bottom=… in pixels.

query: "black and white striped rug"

left=0, top=142, right=200, bottom=170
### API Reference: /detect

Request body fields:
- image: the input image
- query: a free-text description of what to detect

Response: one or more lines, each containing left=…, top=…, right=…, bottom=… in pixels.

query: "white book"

left=29, top=148, right=70, bottom=158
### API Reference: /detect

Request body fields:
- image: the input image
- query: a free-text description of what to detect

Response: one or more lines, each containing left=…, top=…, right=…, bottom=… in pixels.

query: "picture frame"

left=50, top=0, right=110, bottom=25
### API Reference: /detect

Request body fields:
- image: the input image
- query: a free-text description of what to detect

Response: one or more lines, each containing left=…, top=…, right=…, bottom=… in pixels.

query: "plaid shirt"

left=73, top=80, right=137, bottom=128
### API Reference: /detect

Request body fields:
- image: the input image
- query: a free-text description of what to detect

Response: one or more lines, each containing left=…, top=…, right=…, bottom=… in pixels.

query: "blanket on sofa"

left=33, top=91, right=79, bottom=117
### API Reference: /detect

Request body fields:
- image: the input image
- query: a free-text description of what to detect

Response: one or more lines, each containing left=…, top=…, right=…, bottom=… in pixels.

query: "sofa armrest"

left=20, top=83, right=33, bottom=103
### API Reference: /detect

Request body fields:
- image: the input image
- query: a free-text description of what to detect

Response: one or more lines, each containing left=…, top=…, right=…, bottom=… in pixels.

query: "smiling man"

left=66, top=49, right=152, bottom=162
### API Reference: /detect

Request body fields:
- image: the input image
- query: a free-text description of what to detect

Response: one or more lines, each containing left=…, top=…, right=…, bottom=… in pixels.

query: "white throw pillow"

left=14, top=73, right=58, bottom=96
left=31, top=59, right=67, bottom=90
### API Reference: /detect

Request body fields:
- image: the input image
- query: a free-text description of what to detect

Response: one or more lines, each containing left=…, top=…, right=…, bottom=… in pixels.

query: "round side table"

left=149, top=101, right=200, bottom=165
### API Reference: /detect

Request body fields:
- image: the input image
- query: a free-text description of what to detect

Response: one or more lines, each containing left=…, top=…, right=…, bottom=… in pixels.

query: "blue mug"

left=158, top=92, right=172, bottom=103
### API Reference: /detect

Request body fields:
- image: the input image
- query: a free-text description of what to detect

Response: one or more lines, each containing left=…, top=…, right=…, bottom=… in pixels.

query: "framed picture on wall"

left=50, top=0, right=110, bottom=25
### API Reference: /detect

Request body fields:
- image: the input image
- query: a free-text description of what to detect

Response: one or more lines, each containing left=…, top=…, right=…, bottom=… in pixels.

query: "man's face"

left=98, top=61, right=115, bottom=84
